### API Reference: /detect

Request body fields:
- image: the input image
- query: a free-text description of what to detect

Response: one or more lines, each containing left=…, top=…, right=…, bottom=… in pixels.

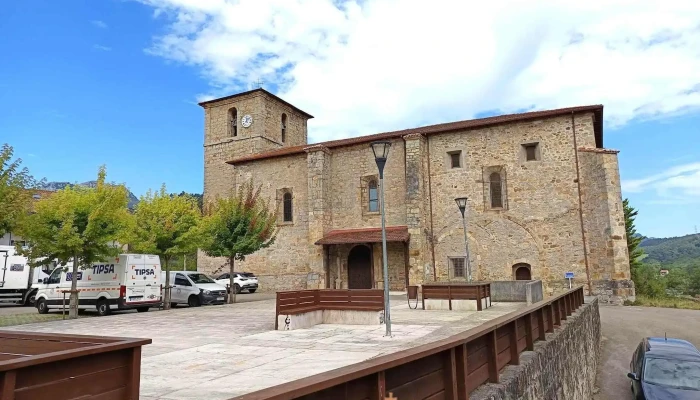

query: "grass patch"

left=0, top=312, right=93, bottom=327
left=625, top=295, right=700, bottom=310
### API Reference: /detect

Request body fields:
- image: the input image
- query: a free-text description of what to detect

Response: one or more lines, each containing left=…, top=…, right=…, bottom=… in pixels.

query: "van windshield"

left=187, top=273, right=216, bottom=284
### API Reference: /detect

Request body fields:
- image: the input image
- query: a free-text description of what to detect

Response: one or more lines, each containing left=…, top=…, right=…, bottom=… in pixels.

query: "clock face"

left=241, top=115, right=253, bottom=128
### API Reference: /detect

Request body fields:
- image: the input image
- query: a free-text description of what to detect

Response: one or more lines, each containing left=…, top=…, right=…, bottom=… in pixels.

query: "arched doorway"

left=513, top=263, right=532, bottom=280
left=348, top=245, right=373, bottom=289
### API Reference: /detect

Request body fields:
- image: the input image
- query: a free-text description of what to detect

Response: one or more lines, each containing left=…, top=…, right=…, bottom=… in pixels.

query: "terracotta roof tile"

left=314, top=226, right=409, bottom=245
left=228, top=104, right=603, bottom=165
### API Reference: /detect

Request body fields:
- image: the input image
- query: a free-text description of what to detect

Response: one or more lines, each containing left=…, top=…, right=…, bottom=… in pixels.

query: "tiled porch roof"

left=315, top=226, right=410, bottom=245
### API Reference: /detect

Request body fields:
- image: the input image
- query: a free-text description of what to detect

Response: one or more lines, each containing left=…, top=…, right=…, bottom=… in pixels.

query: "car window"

left=47, top=268, right=62, bottom=284
left=634, top=343, right=644, bottom=372
left=186, top=273, right=216, bottom=284
left=643, top=358, right=700, bottom=390
left=218, top=274, right=229, bottom=279
left=174, top=274, right=191, bottom=286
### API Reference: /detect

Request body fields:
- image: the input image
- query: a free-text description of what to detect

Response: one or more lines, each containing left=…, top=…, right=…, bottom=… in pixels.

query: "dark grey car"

left=628, top=337, right=700, bottom=399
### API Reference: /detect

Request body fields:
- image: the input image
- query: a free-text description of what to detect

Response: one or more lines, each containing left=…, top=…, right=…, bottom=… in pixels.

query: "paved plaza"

left=6, top=296, right=524, bottom=399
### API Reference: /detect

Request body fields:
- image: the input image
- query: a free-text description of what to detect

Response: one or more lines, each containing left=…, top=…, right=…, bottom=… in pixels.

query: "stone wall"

left=427, top=114, right=596, bottom=294
left=471, top=298, right=601, bottom=399
left=329, top=139, right=407, bottom=230
left=490, top=280, right=544, bottom=304
left=578, top=147, right=635, bottom=304
left=198, top=153, right=312, bottom=292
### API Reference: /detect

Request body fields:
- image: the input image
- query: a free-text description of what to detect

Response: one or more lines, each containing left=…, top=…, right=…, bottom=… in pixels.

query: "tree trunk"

left=163, top=258, right=171, bottom=310
left=228, top=256, right=237, bottom=304
left=69, top=254, right=79, bottom=319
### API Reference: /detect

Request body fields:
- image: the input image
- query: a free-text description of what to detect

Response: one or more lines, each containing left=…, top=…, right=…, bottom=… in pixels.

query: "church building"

left=198, top=88, right=635, bottom=303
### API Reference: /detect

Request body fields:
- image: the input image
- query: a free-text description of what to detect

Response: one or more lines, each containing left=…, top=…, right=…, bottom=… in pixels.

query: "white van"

left=34, top=254, right=162, bottom=316
left=163, top=271, right=227, bottom=307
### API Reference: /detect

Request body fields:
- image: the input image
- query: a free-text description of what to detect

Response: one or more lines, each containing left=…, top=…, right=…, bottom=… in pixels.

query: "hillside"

left=641, top=234, right=700, bottom=266
left=41, top=181, right=140, bottom=209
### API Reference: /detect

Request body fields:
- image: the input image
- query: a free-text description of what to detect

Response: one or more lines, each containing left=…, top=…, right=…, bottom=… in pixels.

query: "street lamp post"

left=455, top=197, right=472, bottom=282
left=371, top=140, right=392, bottom=337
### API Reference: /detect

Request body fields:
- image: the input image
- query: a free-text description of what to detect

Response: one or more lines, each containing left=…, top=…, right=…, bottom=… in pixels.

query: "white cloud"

left=91, top=20, right=108, bottom=29
left=93, top=44, right=112, bottom=51
left=137, top=0, right=700, bottom=142
left=622, top=162, right=700, bottom=204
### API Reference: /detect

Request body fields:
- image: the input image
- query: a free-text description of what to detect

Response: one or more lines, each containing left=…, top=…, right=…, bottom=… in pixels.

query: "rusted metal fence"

left=0, top=331, right=151, bottom=400
left=421, top=283, right=492, bottom=311
left=276, top=289, right=384, bottom=329
left=240, top=286, right=585, bottom=400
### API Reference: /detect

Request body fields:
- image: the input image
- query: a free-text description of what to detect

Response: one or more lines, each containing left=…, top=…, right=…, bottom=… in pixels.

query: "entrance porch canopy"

left=314, top=226, right=410, bottom=245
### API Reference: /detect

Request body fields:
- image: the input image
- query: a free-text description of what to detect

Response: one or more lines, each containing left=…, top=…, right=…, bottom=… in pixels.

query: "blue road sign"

left=565, top=272, right=574, bottom=279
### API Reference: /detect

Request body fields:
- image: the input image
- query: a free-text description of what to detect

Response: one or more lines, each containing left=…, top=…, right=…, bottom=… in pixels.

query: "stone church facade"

left=198, top=88, right=635, bottom=303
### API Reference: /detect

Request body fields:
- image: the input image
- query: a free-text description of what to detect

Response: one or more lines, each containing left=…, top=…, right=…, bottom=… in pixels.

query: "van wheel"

left=234, top=284, right=241, bottom=294
left=188, top=295, right=201, bottom=307
left=97, top=300, right=111, bottom=316
left=36, top=299, right=48, bottom=314
left=136, top=307, right=150, bottom=313
left=24, top=290, right=37, bottom=306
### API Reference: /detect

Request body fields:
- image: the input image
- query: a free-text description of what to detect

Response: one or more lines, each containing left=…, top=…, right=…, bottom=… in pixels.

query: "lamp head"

left=455, top=197, right=468, bottom=216
left=370, top=141, right=391, bottom=177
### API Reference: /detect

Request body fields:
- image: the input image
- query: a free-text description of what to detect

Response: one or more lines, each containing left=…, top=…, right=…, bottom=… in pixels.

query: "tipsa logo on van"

left=92, top=264, right=116, bottom=274
left=135, top=269, right=155, bottom=276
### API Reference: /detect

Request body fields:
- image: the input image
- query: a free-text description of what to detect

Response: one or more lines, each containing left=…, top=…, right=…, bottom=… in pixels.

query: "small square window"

left=449, top=151, right=462, bottom=168
left=522, top=143, right=540, bottom=161
left=449, top=257, right=466, bottom=278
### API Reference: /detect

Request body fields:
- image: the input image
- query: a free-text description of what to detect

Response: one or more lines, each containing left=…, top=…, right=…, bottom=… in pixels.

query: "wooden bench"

left=276, top=289, right=384, bottom=330
left=421, top=283, right=492, bottom=311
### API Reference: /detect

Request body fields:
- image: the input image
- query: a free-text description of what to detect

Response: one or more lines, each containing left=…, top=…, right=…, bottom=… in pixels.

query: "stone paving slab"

left=4, top=297, right=524, bottom=399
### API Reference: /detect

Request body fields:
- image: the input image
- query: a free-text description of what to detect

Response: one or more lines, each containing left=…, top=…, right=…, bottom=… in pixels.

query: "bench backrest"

left=276, top=289, right=384, bottom=314
left=422, top=284, right=491, bottom=300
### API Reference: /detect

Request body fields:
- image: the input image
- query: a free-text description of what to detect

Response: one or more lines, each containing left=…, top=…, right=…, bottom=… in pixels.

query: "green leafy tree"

left=633, top=264, right=667, bottom=298
left=664, top=268, right=689, bottom=295
left=17, top=166, right=132, bottom=318
left=624, top=198, right=645, bottom=269
left=131, top=185, right=202, bottom=309
left=0, top=144, right=40, bottom=237
left=201, top=180, right=276, bottom=304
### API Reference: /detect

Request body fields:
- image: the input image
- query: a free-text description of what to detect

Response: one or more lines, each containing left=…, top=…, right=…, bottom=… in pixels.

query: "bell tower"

left=200, top=88, right=314, bottom=201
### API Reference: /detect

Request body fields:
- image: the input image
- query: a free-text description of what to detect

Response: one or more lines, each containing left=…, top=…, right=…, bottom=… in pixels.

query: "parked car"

left=214, top=272, right=259, bottom=294
left=627, top=336, right=700, bottom=399
left=162, top=271, right=227, bottom=307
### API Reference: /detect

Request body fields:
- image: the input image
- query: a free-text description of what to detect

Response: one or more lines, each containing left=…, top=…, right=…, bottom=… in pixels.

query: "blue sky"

left=1, top=0, right=699, bottom=238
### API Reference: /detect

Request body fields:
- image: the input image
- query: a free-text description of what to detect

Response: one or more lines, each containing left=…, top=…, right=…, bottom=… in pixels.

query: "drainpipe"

left=426, top=134, right=437, bottom=282
left=571, top=112, right=593, bottom=296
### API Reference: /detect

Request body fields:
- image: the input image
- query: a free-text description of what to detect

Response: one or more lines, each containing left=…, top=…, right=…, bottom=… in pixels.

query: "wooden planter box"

left=422, top=282, right=492, bottom=311
left=0, top=331, right=151, bottom=400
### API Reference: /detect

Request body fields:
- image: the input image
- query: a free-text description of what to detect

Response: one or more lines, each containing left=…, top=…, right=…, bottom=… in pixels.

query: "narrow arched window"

left=490, top=172, right=503, bottom=208
left=368, top=180, right=379, bottom=212
left=229, top=107, right=238, bottom=137
left=283, top=192, right=293, bottom=222
left=281, top=113, right=287, bottom=143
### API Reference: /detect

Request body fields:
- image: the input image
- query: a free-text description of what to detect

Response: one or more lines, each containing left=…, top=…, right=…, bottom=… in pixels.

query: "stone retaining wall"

left=471, top=298, right=601, bottom=399
left=490, top=280, right=544, bottom=304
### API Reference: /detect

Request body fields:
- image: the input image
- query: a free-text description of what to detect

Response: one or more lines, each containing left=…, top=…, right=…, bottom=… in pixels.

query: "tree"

left=0, top=144, right=40, bottom=238
left=18, top=166, right=132, bottom=318
left=624, top=198, right=645, bottom=269
left=131, top=185, right=202, bottom=309
left=201, top=180, right=276, bottom=303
